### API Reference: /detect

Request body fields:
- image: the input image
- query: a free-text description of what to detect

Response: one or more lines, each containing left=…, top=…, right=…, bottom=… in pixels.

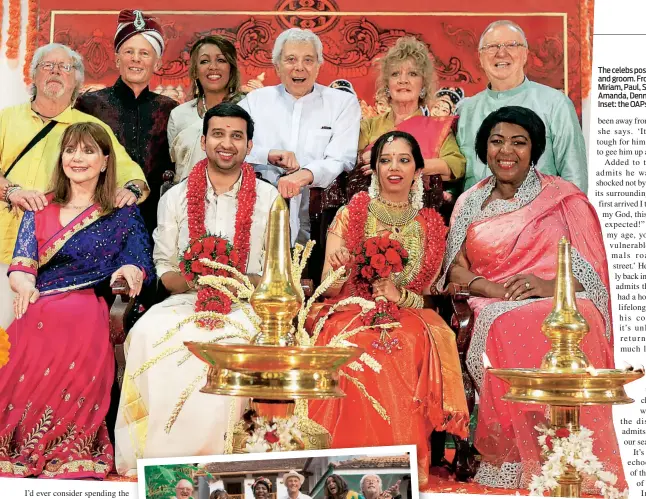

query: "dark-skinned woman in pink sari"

left=437, top=106, right=625, bottom=492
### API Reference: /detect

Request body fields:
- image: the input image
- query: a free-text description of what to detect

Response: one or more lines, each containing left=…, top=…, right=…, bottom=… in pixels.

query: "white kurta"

left=238, top=84, right=360, bottom=244
left=114, top=171, right=278, bottom=475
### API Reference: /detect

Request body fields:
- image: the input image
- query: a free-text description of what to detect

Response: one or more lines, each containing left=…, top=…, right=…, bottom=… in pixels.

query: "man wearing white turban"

left=76, top=9, right=177, bottom=234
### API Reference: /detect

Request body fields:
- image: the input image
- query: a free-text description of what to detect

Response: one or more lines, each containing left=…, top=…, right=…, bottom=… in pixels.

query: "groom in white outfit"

left=114, top=102, right=278, bottom=474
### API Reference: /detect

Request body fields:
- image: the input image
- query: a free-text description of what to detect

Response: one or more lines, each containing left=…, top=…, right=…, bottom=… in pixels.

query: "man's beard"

left=42, top=83, right=67, bottom=99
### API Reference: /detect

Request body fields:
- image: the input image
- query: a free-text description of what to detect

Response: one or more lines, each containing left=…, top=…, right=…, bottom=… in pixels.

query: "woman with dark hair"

left=252, top=477, right=272, bottom=499
left=309, top=130, right=468, bottom=491
left=439, top=106, right=624, bottom=492
left=325, top=474, right=362, bottom=499
left=167, top=35, right=244, bottom=180
left=0, top=122, right=153, bottom=478
left=210, top=489, right=229, bottom=499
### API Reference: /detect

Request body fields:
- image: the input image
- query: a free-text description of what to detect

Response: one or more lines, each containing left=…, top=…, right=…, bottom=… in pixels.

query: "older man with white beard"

left=238, top=28, right=360, bottom=247
left=456, top=20, right=588, bottom=193
left=0, top=42, right=147, bottom=329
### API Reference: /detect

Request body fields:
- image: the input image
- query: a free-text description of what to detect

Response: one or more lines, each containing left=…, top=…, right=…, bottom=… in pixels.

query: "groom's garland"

left=182, top=159, right=256, bottom=328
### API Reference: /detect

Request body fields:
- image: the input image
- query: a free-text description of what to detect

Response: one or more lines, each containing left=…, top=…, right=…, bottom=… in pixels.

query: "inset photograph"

left=138, top=446, right=416, bottom=499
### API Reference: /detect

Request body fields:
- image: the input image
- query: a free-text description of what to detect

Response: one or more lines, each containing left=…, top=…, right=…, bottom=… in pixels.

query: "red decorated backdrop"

left=34, top=0, right=593, bottom=117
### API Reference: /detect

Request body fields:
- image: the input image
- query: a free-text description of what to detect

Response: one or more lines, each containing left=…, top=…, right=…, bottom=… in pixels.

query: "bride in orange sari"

left=308, top=130, right=468, bottom=491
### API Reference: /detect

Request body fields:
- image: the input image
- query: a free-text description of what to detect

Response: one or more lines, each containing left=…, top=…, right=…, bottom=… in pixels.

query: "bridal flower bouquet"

left=180, top=235, right=240, bottom=328
left=355, top=233, right=408, bottom=281
left=354, top=234, right=407, bottom=347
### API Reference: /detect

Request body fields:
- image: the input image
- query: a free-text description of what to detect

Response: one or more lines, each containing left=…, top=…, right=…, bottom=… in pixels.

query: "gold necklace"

left=64, top=201, right=93, bottom=210
left=376, top=195, right=409, bottom=208
left=368, top=198, right=417, bottom=230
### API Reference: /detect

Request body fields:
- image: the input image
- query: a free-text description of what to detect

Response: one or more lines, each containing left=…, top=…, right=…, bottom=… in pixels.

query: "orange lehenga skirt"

left=308, top=303, right=469, bottom=490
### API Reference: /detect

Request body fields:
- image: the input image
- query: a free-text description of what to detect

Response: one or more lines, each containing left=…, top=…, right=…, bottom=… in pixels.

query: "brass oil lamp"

left=185, top=196, right=361, bottom=451
left=489, top=238, right=642, bottom=497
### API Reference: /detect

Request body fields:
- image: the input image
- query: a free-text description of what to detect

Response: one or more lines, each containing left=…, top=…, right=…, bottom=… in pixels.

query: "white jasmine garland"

left=529, top=425, right=628, bottom=499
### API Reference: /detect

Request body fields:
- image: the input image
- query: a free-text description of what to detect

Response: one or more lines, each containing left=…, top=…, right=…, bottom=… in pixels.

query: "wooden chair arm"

left=109, top=278, right=134, bottom=346
left=449, top=284, right=474, bottom=354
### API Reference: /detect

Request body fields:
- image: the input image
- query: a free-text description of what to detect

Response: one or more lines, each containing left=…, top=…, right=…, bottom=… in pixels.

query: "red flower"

left=400, top=248, right=409, bottom=259
left=229, top=250, right=239, bottom=267
left=199, top=251, right=211, bottom=260
left=392, top=262, right=403, bottom=273
left=555, top=428, right=570, bottom=439
left=191, top=261, right=205, bottom=274
left=215, top=254, right=229, bottom=265
left=377, top=234, right=390, bottom=251
left=202, top=237, right=216, bottom=254
left=355, top=254, right=365, bottom=265
left=390, top=240, right=402, bottom=251
left=216, top=238, right=228, bottom=254
left=377, top=264, right=392, bottom=278
left=545, top=436, right=554, bottom=450
left=191, top=241, right=203, bottom=254
left=385, top=248, right=401, bottom=265
left=265, top=431, right=279, bottom=444
left=361, top=266, right=375, bottom=279
left=370, top=253, right=386, bottom=271
left=365, top=241, right=378, bottom=257
left=185, top=272, right=195, bottom=282
left=183, top=250, right=191, bottom=260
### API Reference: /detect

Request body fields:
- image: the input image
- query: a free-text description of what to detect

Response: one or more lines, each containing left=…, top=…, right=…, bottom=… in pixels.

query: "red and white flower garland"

left=184, top=158, right=256, bottom=326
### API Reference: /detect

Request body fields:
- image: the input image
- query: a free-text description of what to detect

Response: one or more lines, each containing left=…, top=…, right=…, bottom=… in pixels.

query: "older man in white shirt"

left=114, top=102, right=278, bottom=475
left=282, top=470, right=312, bottom=499
left=238, top=28, right=361, bottom=245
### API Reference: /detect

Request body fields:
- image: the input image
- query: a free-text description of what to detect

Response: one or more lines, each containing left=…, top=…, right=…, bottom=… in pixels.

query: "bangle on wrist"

left=4, top=184, right=22, bottom=205
left=467, top=275, right=484, bottom=289
left=397, top=288, right=423, bottom=309
left=124, top=182, right=143, bottom=200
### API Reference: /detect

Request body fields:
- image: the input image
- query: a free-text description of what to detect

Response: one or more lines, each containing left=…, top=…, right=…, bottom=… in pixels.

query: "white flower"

left=245, top=439, right=271, bottom=453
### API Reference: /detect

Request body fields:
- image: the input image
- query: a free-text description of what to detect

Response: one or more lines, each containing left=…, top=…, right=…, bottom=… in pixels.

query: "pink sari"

left=443, top=173, right=624, bottom=491
left=0, top=201, right=152, bottom=478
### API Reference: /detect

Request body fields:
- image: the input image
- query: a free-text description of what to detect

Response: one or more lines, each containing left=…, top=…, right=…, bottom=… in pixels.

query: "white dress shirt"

left=154, top=169, right=279, bottom=278
left=238, top=83, right=360, bottom=243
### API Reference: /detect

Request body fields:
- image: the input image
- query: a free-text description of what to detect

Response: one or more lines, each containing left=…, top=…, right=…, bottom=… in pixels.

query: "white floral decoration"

left=409, top=174, right=424, bottom=211
left=529, top=425, right=628, bottom=499
left=244, top=415, right=304, bottom=453
left=369, top=172, right=380, bottom=199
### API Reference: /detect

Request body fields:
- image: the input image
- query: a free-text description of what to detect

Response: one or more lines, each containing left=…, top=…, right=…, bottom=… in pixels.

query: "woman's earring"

left=419, top=88, right=427, bottom=99
left=385, top=88, right=391, bottom=97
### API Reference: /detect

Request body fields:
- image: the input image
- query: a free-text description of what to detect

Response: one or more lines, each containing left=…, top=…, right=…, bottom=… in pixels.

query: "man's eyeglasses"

left=479, top=41, right=527, bottom=55
left=37, top=62, right=76, bottom=73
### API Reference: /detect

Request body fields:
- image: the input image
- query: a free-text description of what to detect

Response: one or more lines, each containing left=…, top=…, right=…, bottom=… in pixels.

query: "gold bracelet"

left=397, top=288, right=423, bottom=309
